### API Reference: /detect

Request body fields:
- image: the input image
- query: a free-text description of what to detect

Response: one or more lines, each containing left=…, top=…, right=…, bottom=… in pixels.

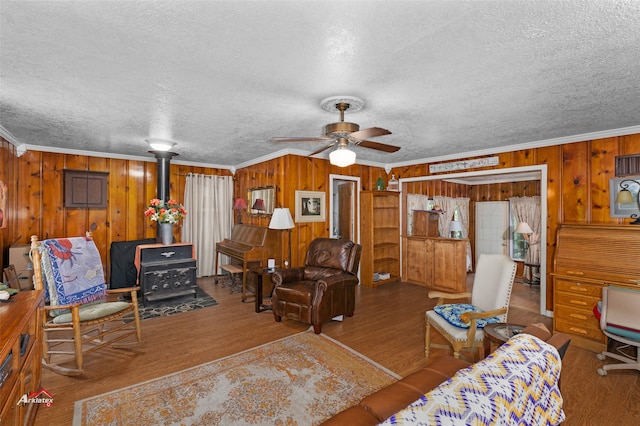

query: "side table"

left=524, top=262, right=540, bottom=286
left=483, top=323, right=526, bottom=357
left=250, top=266, right=278, bottom=313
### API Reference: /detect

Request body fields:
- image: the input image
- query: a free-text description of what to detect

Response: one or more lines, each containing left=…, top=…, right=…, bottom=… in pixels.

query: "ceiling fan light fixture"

left=329, top=145, right=356, bottom=167
left=146, top=138, right=176, bottom=152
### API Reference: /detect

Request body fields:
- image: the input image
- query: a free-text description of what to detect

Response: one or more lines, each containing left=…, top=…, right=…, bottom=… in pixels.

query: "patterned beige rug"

left=73, top=329, right=400, bottom=425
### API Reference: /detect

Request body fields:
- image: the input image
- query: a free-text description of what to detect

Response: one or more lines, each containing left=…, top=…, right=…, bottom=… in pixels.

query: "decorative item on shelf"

left=269, top=207, right=295, bottom=268
left=252, top=198, right=266, bottom=214
left=145, top=198, right=188, bottom=245
left=387, top=174, right=399, bottom=191
left=375, top=177, right=385, bottom=190
left=233, top=197, right=247, bottom=224
left=614, top=178, right=640, bottom=224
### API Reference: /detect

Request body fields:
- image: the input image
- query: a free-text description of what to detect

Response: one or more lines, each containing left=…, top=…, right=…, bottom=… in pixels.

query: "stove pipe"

left=151, top=151, right=178, bottom=202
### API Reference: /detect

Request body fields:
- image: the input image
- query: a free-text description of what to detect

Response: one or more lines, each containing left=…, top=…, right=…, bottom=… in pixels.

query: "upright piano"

left=214, top=224, right=281, bottom=301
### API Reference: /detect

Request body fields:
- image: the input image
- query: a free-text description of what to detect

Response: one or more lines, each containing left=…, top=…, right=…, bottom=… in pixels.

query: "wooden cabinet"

left=402, top=236, right=467, bottom=292
left=412, top=210, right=440, bottom=237
left=1, top=290, right=44, bottom=426
left=360, top=191, right=400, bottom=287
left=552, top=224, right=640, bottom=352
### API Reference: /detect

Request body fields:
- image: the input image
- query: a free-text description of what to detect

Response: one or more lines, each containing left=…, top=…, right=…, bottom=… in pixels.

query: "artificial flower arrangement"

left=144, top=198, right=187, bottom=224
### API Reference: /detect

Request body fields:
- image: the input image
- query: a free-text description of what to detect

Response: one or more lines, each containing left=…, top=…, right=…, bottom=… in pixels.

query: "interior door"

left=337, top=182, right=354, bottom=240
left=475, top=201, right=510, bottom=259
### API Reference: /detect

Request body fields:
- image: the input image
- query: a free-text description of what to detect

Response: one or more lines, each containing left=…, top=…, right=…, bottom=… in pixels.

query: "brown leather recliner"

left=271, top=238, right=362, bottom=334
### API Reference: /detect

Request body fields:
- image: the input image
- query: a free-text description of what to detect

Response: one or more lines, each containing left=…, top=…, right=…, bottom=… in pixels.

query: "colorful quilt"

left=40, top=237, right=106, bottom=315
left=380, top=333, right=565, bottom=426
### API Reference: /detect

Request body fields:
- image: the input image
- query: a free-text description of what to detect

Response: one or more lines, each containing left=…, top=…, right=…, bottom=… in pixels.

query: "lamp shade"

left=515, top=221, right=533, bottom=234
left=233, top=197, right=247, bottom=210
left=329, top=146, right=356, bottom=167
left=252, top=198, right=266, bottom=211
left=146, top=138, right=176, bottom=151
left=616, top=189, right=636, bottom=204
left=269, top=208, right=295, bottom=230
left=449, top=220, right=463, bottom=233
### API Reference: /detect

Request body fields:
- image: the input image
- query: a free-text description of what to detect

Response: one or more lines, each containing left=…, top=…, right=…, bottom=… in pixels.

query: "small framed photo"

left=295, top=190, right=326, bottom=223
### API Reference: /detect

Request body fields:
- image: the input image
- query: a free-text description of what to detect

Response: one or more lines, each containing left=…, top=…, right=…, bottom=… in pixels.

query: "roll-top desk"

left=552, top=224, right=640, bottom=352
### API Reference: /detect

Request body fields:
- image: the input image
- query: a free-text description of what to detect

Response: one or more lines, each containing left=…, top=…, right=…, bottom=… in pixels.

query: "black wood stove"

left=138, top=243, right=197, bottom=306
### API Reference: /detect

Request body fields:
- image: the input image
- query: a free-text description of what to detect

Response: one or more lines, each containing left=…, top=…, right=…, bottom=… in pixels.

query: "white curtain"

left=455, top=197, right=472, bottom=271
left=509, top=196, right=542, bottom=277
left=432, top=196, right=457, bottom=238
left=182, top=174, right=234, bottom=277
left=406, top=193, right=430, bottom=235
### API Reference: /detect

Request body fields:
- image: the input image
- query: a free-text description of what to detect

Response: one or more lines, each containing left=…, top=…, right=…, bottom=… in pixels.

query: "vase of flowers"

left=145, top=199, right=187, bottom=245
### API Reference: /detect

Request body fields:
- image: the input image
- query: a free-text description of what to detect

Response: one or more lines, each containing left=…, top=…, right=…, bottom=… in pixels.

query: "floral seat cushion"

left=433, top=303, right=501, bottom=328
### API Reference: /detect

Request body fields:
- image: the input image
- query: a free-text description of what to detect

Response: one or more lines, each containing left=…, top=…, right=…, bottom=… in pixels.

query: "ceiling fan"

left=272, top=96, right=400, bottom=166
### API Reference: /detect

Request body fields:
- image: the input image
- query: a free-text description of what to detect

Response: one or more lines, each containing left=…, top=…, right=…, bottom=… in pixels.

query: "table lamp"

left=269, top=207, right=295, bottom=267
left=233, top=198, right=247, bottom=224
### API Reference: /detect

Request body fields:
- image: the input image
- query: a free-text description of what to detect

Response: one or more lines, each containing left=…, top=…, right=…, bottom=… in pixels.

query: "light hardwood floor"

left=36, top=277, right=639, bottom=425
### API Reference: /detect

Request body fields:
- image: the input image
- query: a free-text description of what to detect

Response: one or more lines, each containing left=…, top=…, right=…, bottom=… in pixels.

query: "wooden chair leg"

left=131, top=290, right=142, bottom=343
left=72, top=306, right=83, bottom=372
left=425, top=319, right=431, bottom=358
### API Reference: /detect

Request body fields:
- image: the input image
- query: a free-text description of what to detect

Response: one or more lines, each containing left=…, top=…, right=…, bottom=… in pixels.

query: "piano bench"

left=220, top=264, right=243, bottom=294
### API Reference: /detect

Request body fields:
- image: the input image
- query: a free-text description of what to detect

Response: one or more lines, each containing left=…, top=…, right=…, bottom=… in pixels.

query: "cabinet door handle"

left=570, top=299, right=588, bottom=306
left=566, top=271, right=584, bottom=276
left=569, top=286, right=587, bottom=292
left=569, top=327, right=588, bottom=335
left=570, top=313, right=588, bottom=320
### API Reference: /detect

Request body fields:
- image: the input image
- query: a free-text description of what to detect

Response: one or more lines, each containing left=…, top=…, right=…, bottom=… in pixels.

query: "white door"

left=475, top=201, right=510, bottom=259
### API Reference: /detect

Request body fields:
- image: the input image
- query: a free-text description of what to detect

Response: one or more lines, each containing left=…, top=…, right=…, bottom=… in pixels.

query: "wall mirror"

left=248, top=185, right=276, bottom=216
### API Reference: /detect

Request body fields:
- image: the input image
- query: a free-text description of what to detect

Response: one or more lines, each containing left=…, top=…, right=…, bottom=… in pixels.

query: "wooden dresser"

left=1, top=290, right=44, bottom=425
left=552, top=224, right=640, bottom=352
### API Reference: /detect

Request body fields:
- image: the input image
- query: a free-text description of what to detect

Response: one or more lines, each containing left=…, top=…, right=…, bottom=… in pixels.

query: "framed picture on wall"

left=295, top=190, right=326, bottom=223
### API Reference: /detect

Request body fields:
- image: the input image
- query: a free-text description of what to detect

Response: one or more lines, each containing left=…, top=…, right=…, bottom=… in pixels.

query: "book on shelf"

left=373, top=272, right=391, bottom=281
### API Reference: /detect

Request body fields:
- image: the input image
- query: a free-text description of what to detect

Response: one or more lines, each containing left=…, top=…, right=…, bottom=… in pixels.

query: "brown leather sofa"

left=320, top=324, right=571, bottom=425
left=271, top=238, right=362, bottom=334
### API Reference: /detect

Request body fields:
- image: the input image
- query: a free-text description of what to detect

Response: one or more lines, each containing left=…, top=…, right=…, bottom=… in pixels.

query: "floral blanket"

left=380, top=333, right=565, bottom=425
left=40, top=237, right=106, bottom=313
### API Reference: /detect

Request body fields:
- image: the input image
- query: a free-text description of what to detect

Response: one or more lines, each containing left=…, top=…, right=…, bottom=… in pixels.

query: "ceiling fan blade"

left=349, top=127, right=392, bottom=140
left=308, top=142, right=337, bottom=157
left=272, top=136, right=333, bottom=143
left=356, top=140, right=401, bottom=153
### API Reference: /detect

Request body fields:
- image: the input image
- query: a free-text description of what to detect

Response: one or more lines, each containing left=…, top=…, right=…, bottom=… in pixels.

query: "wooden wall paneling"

left=61, top=154, right=88, bottom=238
left=108, top=159, right=127, bottom=241
left=511, top=148, right=536, bottom=167
left=40, top=152, right=65, bottom=240
left=590, top=137, right=619, bottom=224
left=87, top=156, right=109, bottom=256
left=144, top=161, right=157, bottom=239
left=16, top=151, right=40, bottom=245
left=561, top=141, right=590, bottom=223
left=621, top=133, right=640, bottom=155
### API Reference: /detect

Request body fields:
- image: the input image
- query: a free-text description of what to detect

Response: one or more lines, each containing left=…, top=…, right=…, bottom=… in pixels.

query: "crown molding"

left=14, top=124, right=640, bottom=171
left=0, top=124, right=20, bottom=146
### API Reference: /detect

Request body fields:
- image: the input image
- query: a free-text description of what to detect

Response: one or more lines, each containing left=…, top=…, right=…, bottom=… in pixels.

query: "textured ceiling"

left=2, top=0, right=640, bottom=169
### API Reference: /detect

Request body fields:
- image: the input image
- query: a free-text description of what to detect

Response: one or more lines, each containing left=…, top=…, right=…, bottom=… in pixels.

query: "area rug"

left=135, top=287, right=218, bottom=320
left=73, top=330, right=400, bottom=425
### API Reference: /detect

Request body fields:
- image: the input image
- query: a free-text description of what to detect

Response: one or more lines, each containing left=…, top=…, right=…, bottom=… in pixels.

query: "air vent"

left=615, top=154, right=640, bottom=177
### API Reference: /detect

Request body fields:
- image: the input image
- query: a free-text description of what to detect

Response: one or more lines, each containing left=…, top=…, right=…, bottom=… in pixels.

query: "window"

left=510, top=210, right=527, bottom=261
